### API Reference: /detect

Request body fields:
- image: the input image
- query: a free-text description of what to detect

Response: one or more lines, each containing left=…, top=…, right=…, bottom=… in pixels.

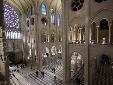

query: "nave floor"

left=10, top=66, right=63, bottom=85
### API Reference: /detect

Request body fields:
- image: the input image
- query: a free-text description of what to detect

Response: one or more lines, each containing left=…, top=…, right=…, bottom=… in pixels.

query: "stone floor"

left=10, top=65, right=63, bottom=85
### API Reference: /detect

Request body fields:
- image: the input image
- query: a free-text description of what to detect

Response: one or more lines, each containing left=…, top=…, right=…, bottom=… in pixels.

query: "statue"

left=101, top=37, right=107, bottom=45
left=91, top=40, right=95, bottom=44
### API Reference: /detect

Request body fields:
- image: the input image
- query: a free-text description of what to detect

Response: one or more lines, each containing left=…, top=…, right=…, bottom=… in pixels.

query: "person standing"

left=53, top=68, right=55, bottom=74
left=17, top=64, right=18, bottom=68
left=41, top=71, right=44, bottom=78
left=54, top=76, right=56, bottom=83
left=36, top=71, right=38, bottom=77
left=30, top=64, right=32, bottom=70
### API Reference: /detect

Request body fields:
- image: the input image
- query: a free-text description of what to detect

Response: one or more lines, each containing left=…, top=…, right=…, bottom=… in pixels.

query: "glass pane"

left=41, top=4, right=46, bottom=15
left=4, top=4, right=20, bottom=29
left=58, top=13, right=62, bottom=27
left=50, top=8, right=55, bottom=25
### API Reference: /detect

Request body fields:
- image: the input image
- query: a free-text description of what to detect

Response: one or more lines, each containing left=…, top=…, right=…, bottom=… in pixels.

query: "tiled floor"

left=10, top=65, right=63, bottom=85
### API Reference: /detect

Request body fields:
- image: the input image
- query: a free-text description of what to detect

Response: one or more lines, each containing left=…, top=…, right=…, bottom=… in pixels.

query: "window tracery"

left=5, top=31, right=21, bottom=39
left=4, top=4, right=20, bottom=29
left=71, top=0, right=84, bottom=11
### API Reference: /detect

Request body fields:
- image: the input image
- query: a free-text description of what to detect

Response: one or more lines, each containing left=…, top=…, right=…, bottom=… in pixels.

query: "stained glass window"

left=57, top=13, right=62, bottom=27
left=8, top=31, right=11, bottom=39
left=18, top=32, right=21, bottom=39
left=100, top=19, right=109, bottom=30
left=5, top=31, right=10, bottom=39
left=50, top=8, right=55, bottom=25
left=10, top=31, right=13, bottom=39
left=15, top=32, right=17, bottom=39
left=4, top=4, right=20, bottom=29
left=13, top=32, right=16, bottom=39
left=41, top=4, right=46, bottom=15
left=5, top=31, right=21, bottom=39
left=31, top=6, right=35, bottom=15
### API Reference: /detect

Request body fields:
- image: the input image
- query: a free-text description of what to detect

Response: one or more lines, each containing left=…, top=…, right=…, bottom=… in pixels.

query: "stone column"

left=73, top=28, right=76, bottom=43
left=79, top=28, right=82, bottom=44
left=62, top=0, right=71, bottom=84
left=21, top=14, right=27, bottom=63
left=72, top=28, right=74, bottom=43
left=110, top=21, right=113, bottom=44
left=0, top=1, right=10, bottom=84
left=35, top=10, right=40, bottom=71
left=96, top=25, right=99, bottom=44
left=82, top=26, right=85, bottom=43
left=84, top=0, right=91, bottom=85
left=109, top=21, right=111, bottom=44
left=69, top=29, right=72, bottom=43
left=77, top=29, right=80, bottom=44
left=0, top=0, right=4, bottom=70
left=0, top=0, right=4, bottom=27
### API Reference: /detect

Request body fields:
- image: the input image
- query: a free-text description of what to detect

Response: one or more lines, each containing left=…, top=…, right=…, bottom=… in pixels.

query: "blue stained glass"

left=58, top=13, right=62, bottom=27
left=4, top=4, right=20, bottom=29
left=41, top=4, right=46, bottom=15
left=100, top=19, right=109, bottom=30
left=50, top=8, right=55, bottom=25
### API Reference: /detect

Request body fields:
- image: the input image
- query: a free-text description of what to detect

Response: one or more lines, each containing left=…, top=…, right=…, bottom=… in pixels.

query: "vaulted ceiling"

left=4, top=0, right=62, bottom=14
left=4, top=0, right=33, bottom=14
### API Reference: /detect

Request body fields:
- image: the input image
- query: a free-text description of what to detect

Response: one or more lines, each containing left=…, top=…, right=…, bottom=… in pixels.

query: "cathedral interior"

left=0, top=0, right=113, bottom=85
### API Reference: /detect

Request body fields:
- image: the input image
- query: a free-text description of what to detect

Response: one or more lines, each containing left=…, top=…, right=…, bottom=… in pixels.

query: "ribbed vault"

left=4, top=0, right=62, bottom=15
left=4, top=0, right=33, bottom=14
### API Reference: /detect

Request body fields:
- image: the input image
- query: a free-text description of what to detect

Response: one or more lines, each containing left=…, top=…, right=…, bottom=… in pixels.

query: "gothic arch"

left=91, top=8, right=113, bottom=22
